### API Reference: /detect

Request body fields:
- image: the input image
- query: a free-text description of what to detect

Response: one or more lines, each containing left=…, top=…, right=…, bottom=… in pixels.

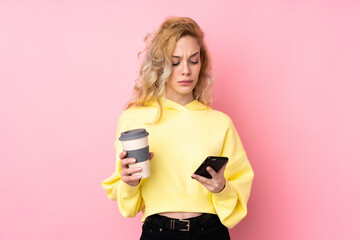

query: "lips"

left=178, top=80, right=193, bottom=86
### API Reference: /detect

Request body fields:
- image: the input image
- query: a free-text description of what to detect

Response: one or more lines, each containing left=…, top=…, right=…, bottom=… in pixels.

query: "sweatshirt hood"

left=148, top=98, right=210, bottom=111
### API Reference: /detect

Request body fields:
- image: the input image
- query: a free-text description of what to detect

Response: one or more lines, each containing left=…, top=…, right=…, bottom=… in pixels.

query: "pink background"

left=1, top=0, right=359, bottom=239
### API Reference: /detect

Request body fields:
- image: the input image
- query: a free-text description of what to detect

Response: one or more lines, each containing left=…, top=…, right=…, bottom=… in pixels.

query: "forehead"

left=172, top=35, right=200, bottom=55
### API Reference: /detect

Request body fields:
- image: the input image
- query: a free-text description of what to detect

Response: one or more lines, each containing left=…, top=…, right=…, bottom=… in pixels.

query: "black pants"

left=140, top=214, right=230, bottom=240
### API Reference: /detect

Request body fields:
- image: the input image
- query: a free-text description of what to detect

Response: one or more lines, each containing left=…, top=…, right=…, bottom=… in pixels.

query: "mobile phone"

left=193, top=156, right=229, bottom=179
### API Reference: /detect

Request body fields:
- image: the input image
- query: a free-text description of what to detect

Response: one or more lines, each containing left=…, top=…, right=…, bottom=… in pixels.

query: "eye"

left=172, top=62, right=180, bottom=66
left=190, top=61, right=199, bottom=65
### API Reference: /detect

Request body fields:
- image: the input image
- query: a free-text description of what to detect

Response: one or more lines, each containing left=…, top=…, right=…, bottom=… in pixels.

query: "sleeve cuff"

left=119, top=180, right=141, bottom=198
left=213, top=180, right=235, bottom=199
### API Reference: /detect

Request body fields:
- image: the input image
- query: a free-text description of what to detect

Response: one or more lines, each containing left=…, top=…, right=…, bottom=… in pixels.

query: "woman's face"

left=165, top=35, right=201, bottom=104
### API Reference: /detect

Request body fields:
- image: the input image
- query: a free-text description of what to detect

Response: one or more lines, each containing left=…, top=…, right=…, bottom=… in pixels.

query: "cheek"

left=168, top=70, right=177, bottom=81
left=170, top=68, right=180, bottom=78
left=193, top=65, right=201, bottom=76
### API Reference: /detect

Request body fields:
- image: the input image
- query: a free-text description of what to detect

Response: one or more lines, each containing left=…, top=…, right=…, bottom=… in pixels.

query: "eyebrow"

left=172, top=52, right=199, bottom=59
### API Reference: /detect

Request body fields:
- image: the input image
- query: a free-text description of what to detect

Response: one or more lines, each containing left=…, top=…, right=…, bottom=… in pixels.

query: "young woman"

left=102, top=16, right=254, bottom=240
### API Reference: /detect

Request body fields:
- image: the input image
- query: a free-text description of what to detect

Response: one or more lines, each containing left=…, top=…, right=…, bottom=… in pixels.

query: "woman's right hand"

left=120, top=151, right=154, bottom=187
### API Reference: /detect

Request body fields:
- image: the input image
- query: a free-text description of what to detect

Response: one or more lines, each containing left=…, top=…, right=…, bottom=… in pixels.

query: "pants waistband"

left=144, top=213, right=221, bottom=232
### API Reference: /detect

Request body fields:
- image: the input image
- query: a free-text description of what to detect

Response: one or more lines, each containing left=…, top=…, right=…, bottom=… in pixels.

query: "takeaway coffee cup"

left=119, top=128, right=150, bottom=179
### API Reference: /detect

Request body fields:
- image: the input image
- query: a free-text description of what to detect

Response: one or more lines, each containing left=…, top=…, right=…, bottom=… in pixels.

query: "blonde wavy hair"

left=126, top=16, right=213, bottom=123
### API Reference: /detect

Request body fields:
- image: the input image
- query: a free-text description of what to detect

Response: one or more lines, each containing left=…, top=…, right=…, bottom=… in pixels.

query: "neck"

left=166, top=94, right=195, bottom=106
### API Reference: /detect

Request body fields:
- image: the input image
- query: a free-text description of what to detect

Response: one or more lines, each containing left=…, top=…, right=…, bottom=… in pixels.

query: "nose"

left=182, top=62, right=191, bottom=76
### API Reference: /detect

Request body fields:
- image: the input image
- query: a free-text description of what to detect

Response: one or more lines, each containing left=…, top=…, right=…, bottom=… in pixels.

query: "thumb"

left=149, top=152, right=154, bottom=160
left=218, top=162, right=228, bottom=176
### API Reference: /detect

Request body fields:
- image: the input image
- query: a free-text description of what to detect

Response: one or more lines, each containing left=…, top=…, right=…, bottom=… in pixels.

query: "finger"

left=120, top=158, right=136, bottom=169
left=121, top=165, right=142, bottom=176
left=119, top=151, right=127, bottom=160
left=206, top=166, right=218, bottom=179
left=192, top=173, right=212, bottom=186
left=122, top=175, right=142, bottom=183
left=122, top=166, right=142, bottom=176
left=218, top=162, right=228, bottom=176
left=149, top=152, right=154, bottom=160
left=192, top=174, right=216, bottom=192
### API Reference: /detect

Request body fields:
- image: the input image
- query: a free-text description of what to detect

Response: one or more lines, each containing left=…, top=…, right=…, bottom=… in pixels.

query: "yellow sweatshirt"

left=101, top=99, right=254, bottom=229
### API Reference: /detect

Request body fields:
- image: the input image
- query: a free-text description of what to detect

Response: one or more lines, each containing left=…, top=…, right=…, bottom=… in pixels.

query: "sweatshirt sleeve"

left=212, top=118, right=254, bottom=229
left=101, top=114, right=144, bottom=217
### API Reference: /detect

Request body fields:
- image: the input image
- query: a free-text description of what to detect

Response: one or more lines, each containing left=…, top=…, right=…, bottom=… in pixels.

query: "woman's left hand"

left=191, top=163, right=228, bottom=193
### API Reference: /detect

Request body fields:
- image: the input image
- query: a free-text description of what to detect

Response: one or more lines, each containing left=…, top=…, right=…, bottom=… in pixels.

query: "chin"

left=178, top=89, right=195, bottom=95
